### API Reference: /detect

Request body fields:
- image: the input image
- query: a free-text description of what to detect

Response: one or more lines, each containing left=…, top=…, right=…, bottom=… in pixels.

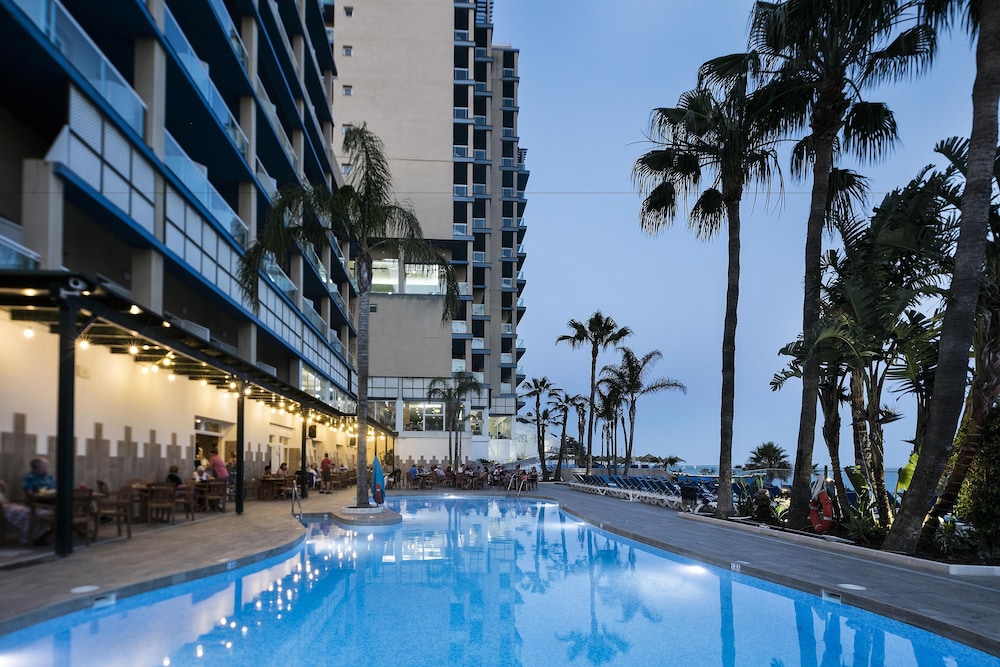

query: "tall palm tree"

left=724, top=0, right=935, bottom=528
left=556, top=312, right=632, bottom=475
left=599, top=347, right=686, bottom=478
left=521, top=377, right=555, bottom=480
left=548, top=389, right=581, bottom=482
left=428, top=372, right=484, bottom=471
left=886, top=0, right=1000, bottom=553
left=238, top=123, right=458, bottom=508
left=634, top=62, right=780, bottom=518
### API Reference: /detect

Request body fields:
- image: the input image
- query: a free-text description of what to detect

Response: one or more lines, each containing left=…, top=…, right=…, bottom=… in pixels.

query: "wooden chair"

left=173, top=484, right=197, bottom=521
left=146, top=483, right=176, bottom=524
left=277, top=476, right=297, bottom=500
left=95, top=484, right=134, bottom=538
left=204, top=480, right=227, bottom=512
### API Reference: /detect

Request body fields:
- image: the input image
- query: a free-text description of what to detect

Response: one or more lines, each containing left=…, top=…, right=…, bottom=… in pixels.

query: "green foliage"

left=932, top=515, right=976, bottom=557
left=956, top=409, right=1000, bottom=559
left=843, top=466, right=885, bottom=546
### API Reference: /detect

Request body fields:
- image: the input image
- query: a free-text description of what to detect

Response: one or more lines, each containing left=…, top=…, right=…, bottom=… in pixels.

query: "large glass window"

left=370, top=400, right=396, bottom=429
left=489, top=415, right=512, bottom=439
left=403, top=402, right=444, bottom=431
left=469, top=409, right=484, bottom=435
left=404, top=263, right=444, bottom=295
left=372, top=259, right=399, bottom=293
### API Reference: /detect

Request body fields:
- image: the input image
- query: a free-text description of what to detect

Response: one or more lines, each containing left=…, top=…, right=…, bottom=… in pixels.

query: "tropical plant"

left=746, top=442, right=792, bottom=482
left=955, top=404, right=1000, bottom=558
left=237, top=123, right=458, bottom=508
left=428, top=372, right=484, bottom=470
left=548, top=389, right=582, bottom=482
left=662, top=455, right=685, bottom=470
left=887, top=0, right=1000, bottom=554
left=521, top=377, right=556, bottom=481
left=556, top=312, right=632, bottom=474
left=599, top=347, right=686, bottom=477
left=634, top=57, right=781, bottom=519
left=717, top=0, right=935, bottom=529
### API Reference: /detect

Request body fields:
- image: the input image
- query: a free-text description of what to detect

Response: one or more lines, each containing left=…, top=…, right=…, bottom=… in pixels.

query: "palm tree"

left=747, top=442, right=792, bottom=482
left=521, top=377, right=555, bottom=480
left=723, top=0, right=935, bottom=528
left=548, top=389, right=581, bottom=482
left=556, top=312, right=632, bottom=474
left=237, top=123, right=458, bottom=508
left=428, top=372, right=484, bottom=471
left=599, top=347, right=686, bottom=478
left=634, top=62, right=780, bottom=518
left=886, top=0, right=1000, bottom=553
left=662, top=455, right=685, bottom=471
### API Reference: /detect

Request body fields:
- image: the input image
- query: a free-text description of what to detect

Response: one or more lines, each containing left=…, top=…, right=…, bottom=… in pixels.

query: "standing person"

left=208, top=449, right=229, bottom=482
left=320, top=453, right=333, bottom=494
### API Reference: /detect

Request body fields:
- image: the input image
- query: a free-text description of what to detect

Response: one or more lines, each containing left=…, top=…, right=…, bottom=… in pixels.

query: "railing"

left=473, top=149, right=487, bottom=160
left=500, top=247, right=514, bottom=258
left=502, top=97, right=515, bottom=107
left=256, top=156, right=278, bottom=200
left=501, top=188, right=514, bottom=198
left=471, top=304, right=485, bottom=316
left=14, top=0, right=145, bottom=135
left=163, top=131, right=248, bottom=247
left=302, top=299, right=326, bottom=335
left=454, top=30, right=470, bottom=41
left=473, top=115, right=487, bottom=126
left=452, top=321, right=468, bottom=334
left=303, top=242, right=329, bottom=284
left=453, top=107, right=469, bottom=119
left=207, top=0, right=249, bottom=72
left=472, top=337, right=485, bottom=349
left=453, top=185, right=468, bottom=197
left=256, top=75, right=298, bottom=172
left=163, top=6, right=249, bottom=160
left=501, top=353, right=512, bottom=364
left=0, top=234, right=40, bottom=270
left=501, top=323, right=513, bottom=334
left=453, top=145, right=469, bottom=157
left=472, top=251, right=486, bottom=263
left=454, top=68, right=469, bottom=80
left=457, top=281, right=470, bottom=296
left=472, top=184, right=486, bottom=195
left=452, top=359, right=467, bottom=373
left=267, top=0, right=300, bottom=77
left=472, top=218, right=487, bottom=229
left=453, top=223, right=468, bottom=237
left=502, top=68, right=516, bottom=77
left=501, top=278, right=513, bottom=289
left=263, top=254, right=298, bottom=302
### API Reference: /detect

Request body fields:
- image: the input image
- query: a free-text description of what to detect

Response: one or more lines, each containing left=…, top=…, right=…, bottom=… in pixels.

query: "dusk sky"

left=491, top=1, right=979, bottom=469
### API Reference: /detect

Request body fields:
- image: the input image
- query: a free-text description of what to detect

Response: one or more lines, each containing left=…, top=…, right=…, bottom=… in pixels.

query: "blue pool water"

left=0, top=496, right=995, bottom=666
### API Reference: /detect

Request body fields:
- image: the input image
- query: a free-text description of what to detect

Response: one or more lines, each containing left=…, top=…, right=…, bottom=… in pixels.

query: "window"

left=344, top=6, right=353, bottom=16
left=342, top=45, right=353, bottom=56
left=403, top=402, right=444, bottom=432
left=341, top=164, right=352, bottom=176
left=404, top=263, right=444, bottom=295
left=371, top=258, right=399, bottom=294
left=343, top=85, right=353, bottom=96
left=342, top=124, right=354, bottom=135
left=370, top=400, right=396, bottom=429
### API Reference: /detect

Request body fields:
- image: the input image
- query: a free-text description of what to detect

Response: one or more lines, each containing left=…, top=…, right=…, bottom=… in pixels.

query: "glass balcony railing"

left=164, top=131, right=248, bottom=247
left=473, top=372, right=485, bottom=384
left=452, top=321, right=468, bottom=334
left=207, top=0, right=249, bottom=72
left=472, top=251, right=486, bottom=263
left=255, top=156, right=278, bottom=200
left=501, top=278, right=513, bottom=289
left=329, top=287, right=349, bottom=322
left=500, top=382, right=512, bottom=395
left=472, top=338, right=485, bottom=349
left=0, top=234, right=41, bottom=270
left=501, top=323, right=513, bottom=334
left=453, top=107, right=469, bottom=119
left=452, top=359, right=467, bottom=373
left=453, top=145, right=469, bottom=157
left=457, top=282, right=470, bottom=296
left=516, top=338, right=525, bottom=349
left=256, top=75, right=298, bottom=172
left=267, top=0, right=299, bottom=77
left=163, top=7, right=249, bottom=161
left=303, top=242, right=329, bottom=284
left=454, top=68, right=469, bottom=80
left=302, top=299, right=326, bottom=334
left=473, top=149, right=487, bottom=160
left=14, top=0, right=145, bottom=135
left=453, top=185, right=469, bottom=197
left=263, top=253, right=297, bottom=302
left=472, top=218, right=487, bottom=230
left=471, top=304, right=485, bottom=316
left=501, top=353, right=513, bottom=364
left=453, top=223, right=468, bottom=237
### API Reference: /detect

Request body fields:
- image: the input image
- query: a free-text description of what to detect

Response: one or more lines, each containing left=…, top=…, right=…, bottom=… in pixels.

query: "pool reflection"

left=0, top=497, right=995, bottom=667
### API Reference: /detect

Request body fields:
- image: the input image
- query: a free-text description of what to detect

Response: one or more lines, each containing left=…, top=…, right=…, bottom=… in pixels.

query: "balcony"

left=453, top=107, right=469, bottom=119
left=453, top=223, right=468, bottom=237
left=472, top=337, right=485, bottom=349
left=452, top=359, right=467, bottom=373
left=453, top=145, right=469, bottom=158
left=473, top=149, right=487, bottom=161
left=208, top=0, right=249, bottom=72
left=501, top=323, right=513, bottom=335
left=472, top=218, right=487, bottom=230
left=452, top=321, right=468, bottom=334
left=454, top=68, right=470, bottom=81
left=500, top=247, right=514, bottom=258
left=453, top=184, right=469, bottom=197
left=501, top=278, right=513, bottom=289
left=454, top=30, right=471, bottom=42
left=472, top=183, right=486, bottom=195
left=14, top=0, right=145, bottom=135
left=263, top=254, right=297, bottom=302
left=303, top=242, right=329, bottom=284
left=472, top=251, right=486, bottom=263
left=0, top=234, right=40, bottom=270
left=255, top=157, right=278, bottom=200
left=471, top=304, right=485, bottom=316
left=164, top=132, right=248, bottom=247
left=164, top=6, right=249, bottom=161
left=500, top=353, right=513, bottom=364
left=256, top=75, right=298, bottom=172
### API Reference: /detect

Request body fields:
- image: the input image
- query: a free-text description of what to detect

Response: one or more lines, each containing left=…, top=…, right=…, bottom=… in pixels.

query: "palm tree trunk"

left=587, top=353, right=598, bottom=475
left=789, top=129, right=837, bottom=530
left=554, top=413, right=568, bottom=482
left=850, top=370, right=869, bottom=466
left=355, top=256, right=373, bottom=508
left=717, top=196, right=740, bottom=518
left=624, top=404, right=637, bottom=477
left=884, top=5, right=1000, bottom=553
left=818, top=382, right=849, bottom=520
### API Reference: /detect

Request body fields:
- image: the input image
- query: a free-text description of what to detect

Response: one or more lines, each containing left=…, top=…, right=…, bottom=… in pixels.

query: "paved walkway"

left=1, top=484, right=998, bottom=657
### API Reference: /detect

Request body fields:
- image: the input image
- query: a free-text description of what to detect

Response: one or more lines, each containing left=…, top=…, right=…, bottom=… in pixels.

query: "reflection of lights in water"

left=196, top=645, right=203, bottom=658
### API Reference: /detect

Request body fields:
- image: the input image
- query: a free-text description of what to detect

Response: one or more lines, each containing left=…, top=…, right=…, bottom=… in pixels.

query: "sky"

left=490, top=1, right=980, bottom=469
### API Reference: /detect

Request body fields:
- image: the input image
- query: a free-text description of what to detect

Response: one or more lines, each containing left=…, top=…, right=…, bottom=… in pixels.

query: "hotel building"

left=328, top=0, right=529, bottom=467
left=0, top=0, right=374, bottom=507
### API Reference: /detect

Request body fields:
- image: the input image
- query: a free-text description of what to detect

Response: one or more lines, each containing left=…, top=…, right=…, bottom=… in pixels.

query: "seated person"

left=23, top=457, right=56, bottom=501
left=1, top=478, right=49, bottom=546
left=262, top=464, right=273, bottom=478
left=190, top=465, right=211, bottom=483
left=166, top=465, right=184, bottom=486
left=275, top=463, right=289, bottom=478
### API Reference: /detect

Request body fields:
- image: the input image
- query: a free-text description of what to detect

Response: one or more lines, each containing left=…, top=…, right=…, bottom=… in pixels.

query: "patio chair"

left=146, top=483, right=176, bottom=524
left=95, top=483, right=134, bottom=538
left=174, top=484, right=197, bottom=521
left=204, top=480, right=228, bottom=512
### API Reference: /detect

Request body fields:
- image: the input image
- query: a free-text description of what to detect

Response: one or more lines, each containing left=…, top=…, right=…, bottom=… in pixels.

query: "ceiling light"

left=129, top=305, right=141, bottom=315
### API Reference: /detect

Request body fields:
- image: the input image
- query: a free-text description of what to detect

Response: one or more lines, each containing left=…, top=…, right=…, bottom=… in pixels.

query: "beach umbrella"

left=371, top=456, right=385, bottom=505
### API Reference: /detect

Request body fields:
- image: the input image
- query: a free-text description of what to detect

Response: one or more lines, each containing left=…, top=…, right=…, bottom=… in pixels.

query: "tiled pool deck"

left=1, top=484, right=998, bottom=656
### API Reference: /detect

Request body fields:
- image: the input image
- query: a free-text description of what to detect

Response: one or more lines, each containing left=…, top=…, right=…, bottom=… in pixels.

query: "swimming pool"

left=0, top=496, right=995, bottom=666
